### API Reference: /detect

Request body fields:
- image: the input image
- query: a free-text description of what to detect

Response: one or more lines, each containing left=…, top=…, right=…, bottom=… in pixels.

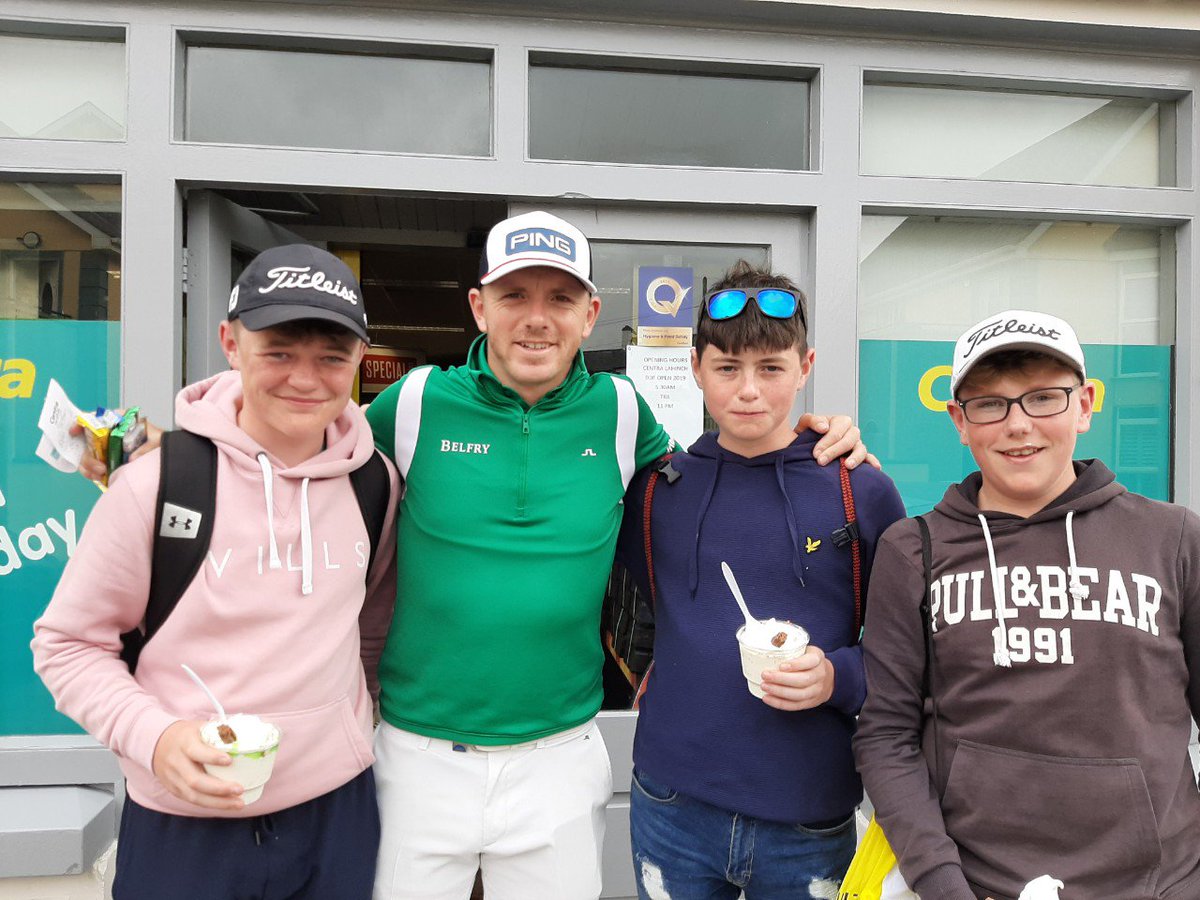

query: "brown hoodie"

left=854, top=461, right=1200, bottom=900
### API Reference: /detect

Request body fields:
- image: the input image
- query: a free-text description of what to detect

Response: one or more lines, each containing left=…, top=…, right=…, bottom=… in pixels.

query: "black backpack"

left=119, top=430, right=389, bottom=673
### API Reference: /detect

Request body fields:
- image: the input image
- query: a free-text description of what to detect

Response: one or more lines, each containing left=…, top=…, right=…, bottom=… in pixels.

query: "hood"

left=173, top=370, right=378, bottom=595
left=681, top=430, right=821, bottom=598
left=934, top=459, right=1126, bottom=667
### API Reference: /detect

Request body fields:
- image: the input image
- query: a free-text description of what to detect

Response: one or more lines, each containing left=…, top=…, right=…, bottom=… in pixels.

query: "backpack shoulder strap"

left=120, top=430, right=219, bottom=672
left=833, top=459, right=864, bottom=635
left=350, top=449, right=389, bottom=571
left=916, top=514, right=934, bottom=695
left=915, top=513, right=941, bottom=783
left=642, top=453, right=679, bottom=608
left=601, top=452, right=679, bottom=698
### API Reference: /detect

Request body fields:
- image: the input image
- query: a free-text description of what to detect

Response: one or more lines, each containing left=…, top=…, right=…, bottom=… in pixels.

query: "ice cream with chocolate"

left=736, top=618, right=809, bottom=697
left=200, top=714, right=281, bottom=804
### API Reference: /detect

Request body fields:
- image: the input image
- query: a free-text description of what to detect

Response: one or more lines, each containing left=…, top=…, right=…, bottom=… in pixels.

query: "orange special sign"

left=360, top=346, right=425, bottom=392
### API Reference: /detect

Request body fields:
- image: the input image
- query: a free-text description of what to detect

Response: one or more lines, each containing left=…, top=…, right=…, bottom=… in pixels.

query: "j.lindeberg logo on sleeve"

left=259, top=266, right=360, bottom=305
left=962, top=317, right=1062, bottom=359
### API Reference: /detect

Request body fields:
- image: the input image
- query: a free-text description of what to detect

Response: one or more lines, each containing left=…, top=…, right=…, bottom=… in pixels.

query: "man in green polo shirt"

left=366, top=211, right=868, bottom=900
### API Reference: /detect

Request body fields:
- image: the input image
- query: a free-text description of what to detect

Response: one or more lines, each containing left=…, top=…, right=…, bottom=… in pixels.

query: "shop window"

left=529, top=54, right=811, bottom=170
left=585, top=241, right=769, bottom=356
left=862, top=77, right=1177, bottom=187
left=1, top=179, right=121, bottom=735
left=857, top=215, right=1173, bottom=513
left=0, top=31, right=125, bottom=140
left=184, top=43, right=491, bottom=156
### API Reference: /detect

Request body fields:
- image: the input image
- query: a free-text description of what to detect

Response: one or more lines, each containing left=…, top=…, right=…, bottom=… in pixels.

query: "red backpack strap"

left=836, top=459, right=863, bottom=636
left=642, top=453, right=678, bottom=608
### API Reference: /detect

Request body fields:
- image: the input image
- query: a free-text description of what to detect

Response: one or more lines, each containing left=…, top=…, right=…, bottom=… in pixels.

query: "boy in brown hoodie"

left=854, top=310, right=1200, bottom=900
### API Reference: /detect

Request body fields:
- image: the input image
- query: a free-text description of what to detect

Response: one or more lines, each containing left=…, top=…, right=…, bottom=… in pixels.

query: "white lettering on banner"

left=933, top=563, right=1166, bottom=664
left=363, top=358, right=415, bottom=383
left=260, top=266, right=359, bottom=305
left=0, top=505, right=78, bottom=578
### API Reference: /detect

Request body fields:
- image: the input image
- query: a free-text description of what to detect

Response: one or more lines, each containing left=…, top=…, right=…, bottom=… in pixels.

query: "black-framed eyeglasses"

left=956, top=386, right=1078, bottom=425
left=703, top=288, right=805, bottom=329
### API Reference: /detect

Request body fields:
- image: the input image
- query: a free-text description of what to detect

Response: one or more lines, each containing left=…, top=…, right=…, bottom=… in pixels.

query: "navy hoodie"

left=618, top=430, right=905, bottom=824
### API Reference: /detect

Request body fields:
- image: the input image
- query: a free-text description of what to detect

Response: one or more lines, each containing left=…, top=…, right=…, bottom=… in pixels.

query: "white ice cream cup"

left=201, top=716, right=281, bottom=804
left=736, top=620, right=809, bottom=698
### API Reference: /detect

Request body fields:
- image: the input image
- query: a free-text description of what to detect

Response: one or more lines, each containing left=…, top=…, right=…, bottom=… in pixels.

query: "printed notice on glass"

left=626, top=346, right=703, bottom=449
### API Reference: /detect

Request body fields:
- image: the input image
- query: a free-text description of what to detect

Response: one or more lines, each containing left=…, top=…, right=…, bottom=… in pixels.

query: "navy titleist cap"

left=227, top=244, right=369, bottom=343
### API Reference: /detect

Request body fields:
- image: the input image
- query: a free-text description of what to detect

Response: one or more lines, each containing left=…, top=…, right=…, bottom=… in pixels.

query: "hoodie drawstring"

left=300, top=477, right=313, bottom=596
left=257, top=453, right=313, bottom=595
left=978, top=514, right=1012, bottom=668
left=1065, top=510, right=1089, bottom=601
left=688, top=458, right=723, bottom=599
left=978, top=509, right=1087, bottom=668
left=775, top=456, right=807, bottom=587
left=258, top=453, right=282, bottom=571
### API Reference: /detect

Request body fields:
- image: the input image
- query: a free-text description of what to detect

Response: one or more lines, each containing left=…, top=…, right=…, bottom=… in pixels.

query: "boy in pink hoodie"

left=32, top=244, right=399, bottom=900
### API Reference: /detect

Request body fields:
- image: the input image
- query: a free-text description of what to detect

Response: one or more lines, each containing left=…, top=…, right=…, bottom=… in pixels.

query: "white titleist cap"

left=951, top=309, right=1086, bottom=395
left=478, top=211, right=597, bottom=294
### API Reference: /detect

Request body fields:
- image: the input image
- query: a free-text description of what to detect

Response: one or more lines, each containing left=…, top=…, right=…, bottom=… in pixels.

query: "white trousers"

left=372, top=719, right=612, bottom=900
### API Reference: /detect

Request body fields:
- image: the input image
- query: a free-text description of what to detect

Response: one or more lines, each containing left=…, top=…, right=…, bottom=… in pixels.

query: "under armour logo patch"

left=582, top=449, right=597, bottom=457
left=160, top=502, right=202, bottom=539
left=805, top=537, right=822, bottom=553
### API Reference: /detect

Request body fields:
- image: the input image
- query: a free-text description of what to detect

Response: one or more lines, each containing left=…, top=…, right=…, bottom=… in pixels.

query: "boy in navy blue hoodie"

left=617, top=261, right=906, bottom=899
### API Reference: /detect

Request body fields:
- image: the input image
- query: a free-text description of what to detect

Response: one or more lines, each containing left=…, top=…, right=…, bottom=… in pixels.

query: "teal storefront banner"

left=1, top=320, right=120, bottom=735
left=859, top=340, right=1172, bottom=516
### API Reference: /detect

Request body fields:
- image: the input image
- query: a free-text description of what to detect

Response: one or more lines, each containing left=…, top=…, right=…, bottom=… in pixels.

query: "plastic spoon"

left=721, top=561, right=758, bottom=631
left=181, top=664, right=227, bottom=722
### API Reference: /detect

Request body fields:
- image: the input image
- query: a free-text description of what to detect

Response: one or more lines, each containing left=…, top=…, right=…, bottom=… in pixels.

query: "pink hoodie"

left=32, top=370, right=398, bottom=817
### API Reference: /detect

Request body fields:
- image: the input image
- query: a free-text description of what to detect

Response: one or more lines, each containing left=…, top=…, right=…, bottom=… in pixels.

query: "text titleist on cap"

left=963, top=316, right=1061, bottom=358
left=259, top=266, right=359, bottom=305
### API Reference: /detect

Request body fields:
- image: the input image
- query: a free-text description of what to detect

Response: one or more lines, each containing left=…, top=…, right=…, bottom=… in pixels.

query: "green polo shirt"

left=366, top=336, right=671, bottom=744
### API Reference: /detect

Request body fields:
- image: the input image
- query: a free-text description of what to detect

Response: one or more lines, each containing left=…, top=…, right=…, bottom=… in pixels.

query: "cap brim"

left=480, top=256, right=597, bottom=295
left=234, top=304, right=369, bottom=343
left=952, top=341, right=1085, bottom=394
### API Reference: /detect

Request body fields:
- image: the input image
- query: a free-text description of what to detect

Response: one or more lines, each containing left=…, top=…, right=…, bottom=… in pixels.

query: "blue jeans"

left=629, top=767, right=855, bottom=900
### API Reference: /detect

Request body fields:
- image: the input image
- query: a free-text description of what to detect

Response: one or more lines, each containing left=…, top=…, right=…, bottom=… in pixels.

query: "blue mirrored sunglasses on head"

left=704, top=288, right=804, bottom=326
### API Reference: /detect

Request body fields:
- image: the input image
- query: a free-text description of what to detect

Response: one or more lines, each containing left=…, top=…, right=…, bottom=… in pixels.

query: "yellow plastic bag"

left=839, top=815, right=919, bottom=900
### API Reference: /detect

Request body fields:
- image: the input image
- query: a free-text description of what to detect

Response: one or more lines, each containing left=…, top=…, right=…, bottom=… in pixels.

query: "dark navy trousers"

left=113, top=767, right=379, bottom=900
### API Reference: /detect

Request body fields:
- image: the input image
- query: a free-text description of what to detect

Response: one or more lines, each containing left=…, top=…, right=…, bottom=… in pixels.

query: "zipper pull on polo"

left=522, top=413, right=530, bottom=435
